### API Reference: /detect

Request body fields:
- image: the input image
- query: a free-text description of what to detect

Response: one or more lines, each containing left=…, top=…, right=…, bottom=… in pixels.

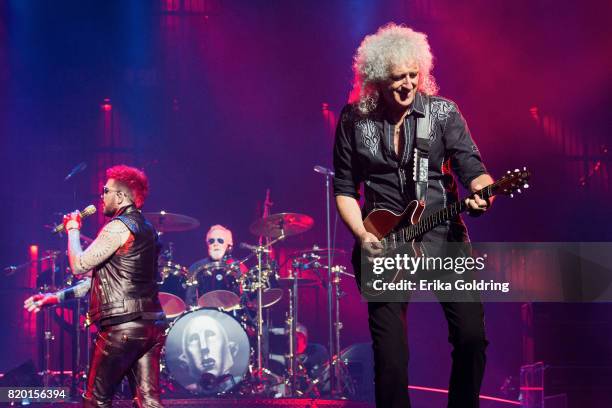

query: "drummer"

left=185, top=225, right=247, bottom=307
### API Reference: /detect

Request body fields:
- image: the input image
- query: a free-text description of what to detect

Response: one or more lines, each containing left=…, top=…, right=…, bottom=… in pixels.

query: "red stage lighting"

left=28, top=244, right=38, bottom=259
left=101, top=98, right=112, bottom=112
left=529, top=106, right=539, bottom=121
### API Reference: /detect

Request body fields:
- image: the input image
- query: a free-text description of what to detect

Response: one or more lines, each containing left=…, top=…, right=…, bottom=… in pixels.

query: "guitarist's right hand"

left=359, top=231, right=384, bottom=259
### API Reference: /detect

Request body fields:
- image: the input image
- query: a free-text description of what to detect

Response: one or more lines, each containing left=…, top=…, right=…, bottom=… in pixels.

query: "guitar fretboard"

left=401, top=183, right=498, bottom=242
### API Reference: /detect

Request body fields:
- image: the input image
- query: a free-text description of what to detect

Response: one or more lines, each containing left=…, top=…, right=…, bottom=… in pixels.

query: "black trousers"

left=83, top=319, right=167, bottom=408
left=368, top=301, right=487, bottom=408
left=353, top=242, right=488, bottom=408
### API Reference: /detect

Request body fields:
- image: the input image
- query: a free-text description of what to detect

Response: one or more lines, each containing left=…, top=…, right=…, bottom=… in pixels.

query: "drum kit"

left=141, top=210, right=355, bottom=398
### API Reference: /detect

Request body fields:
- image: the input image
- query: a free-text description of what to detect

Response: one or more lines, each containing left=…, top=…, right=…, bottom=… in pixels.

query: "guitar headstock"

left=495, top=167, right=531, bottom=198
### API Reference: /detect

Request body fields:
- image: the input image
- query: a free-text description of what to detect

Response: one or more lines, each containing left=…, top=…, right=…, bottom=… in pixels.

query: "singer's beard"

left=101, top=203, right=115, bottom=217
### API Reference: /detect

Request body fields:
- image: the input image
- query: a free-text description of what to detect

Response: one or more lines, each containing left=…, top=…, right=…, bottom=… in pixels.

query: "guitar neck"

left=404, top=183, right=497, bottom=241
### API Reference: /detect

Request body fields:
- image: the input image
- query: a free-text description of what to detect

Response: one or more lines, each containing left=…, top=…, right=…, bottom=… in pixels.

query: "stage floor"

left=35, top=398, right=374, bottom=408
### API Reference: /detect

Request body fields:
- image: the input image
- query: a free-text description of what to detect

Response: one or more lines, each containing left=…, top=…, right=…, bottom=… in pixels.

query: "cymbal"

left=144, top=211, right=200, bottom=233
left=249, top=212, right=314, bottom=238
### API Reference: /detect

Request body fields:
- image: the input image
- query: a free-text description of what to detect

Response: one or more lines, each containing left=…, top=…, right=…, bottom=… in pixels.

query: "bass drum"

left=164, top=308, right=250, bottom=396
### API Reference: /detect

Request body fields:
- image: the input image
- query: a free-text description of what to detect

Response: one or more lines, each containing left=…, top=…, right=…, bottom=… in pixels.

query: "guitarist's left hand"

left=466, top=176, right=495, bottom=217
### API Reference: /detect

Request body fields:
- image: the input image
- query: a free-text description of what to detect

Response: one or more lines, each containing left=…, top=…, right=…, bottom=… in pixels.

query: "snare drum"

left=164, top=308, right=251, bottom=395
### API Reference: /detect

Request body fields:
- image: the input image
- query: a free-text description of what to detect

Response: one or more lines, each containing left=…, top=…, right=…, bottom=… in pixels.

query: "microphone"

left=53, top=204, right=97, bottom=234
left=65, top=162, right=87, bottom=181
left=314, top=165, right=334, bottom=176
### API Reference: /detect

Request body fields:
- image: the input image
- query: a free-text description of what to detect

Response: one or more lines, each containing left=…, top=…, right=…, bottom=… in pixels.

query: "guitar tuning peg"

left=523, top=183, right=529, bottom=189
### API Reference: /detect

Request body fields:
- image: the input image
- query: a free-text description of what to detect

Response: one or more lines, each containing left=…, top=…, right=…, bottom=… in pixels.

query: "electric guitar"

left=360, top=167, right=531, bottom=296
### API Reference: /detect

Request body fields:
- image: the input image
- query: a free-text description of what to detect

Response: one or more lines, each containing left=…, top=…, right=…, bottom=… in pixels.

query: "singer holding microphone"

left=24, top=165, right=166, bottom=408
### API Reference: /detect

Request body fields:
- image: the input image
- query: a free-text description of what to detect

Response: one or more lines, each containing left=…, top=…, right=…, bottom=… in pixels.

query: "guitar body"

left=360, top=201, right=424, bottom=297
left=363, top=200, right=424, bottom=240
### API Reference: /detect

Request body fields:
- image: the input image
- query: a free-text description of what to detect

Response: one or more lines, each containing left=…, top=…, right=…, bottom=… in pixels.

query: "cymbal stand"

left=285, top=262, right=319, bottom=397
left=331, top=265, right=354, bottom=397
left=333, top=266, right=342, bottom=373
left=286, top=266, right=299, bottom=395
left=247, top=234, right=285, bottom=391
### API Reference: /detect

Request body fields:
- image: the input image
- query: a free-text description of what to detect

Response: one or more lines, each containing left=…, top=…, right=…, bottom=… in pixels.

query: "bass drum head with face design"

left=164, top=308, right=250, bottom=395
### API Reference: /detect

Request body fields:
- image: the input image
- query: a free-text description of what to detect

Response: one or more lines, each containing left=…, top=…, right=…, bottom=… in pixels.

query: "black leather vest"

left=88, top=206, right=164, bottom=323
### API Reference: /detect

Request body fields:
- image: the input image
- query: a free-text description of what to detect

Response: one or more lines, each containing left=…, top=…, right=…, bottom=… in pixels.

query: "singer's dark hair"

left=106, top=165, right=149, bottom=208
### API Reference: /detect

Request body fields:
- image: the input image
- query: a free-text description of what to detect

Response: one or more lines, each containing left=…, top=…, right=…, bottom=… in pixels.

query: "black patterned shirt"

left=333, top=92, right=487, bottom=240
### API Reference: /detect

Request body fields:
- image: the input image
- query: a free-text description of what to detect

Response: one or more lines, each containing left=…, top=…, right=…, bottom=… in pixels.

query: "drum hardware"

left=280, top=254, right=349, bottom=397
left=41, top=250, right=61, bottom=388
left=285, top=266, right=309, bottom=396
left=198, top=260, right=243, bottom=277
left=331, top=265, right=352, bottom=396
left=288, top=246, right=347, bottom=262
left=158, top=261, right=188, bottom=283
left=240, top=234, right=287, bottom=392
left=160, top=241, right=175, bottom=261
left=242, top=263, right=277, bottom=287
left=277, top=277, right=320, bottom=287
left=304, top=354, right=355, bottom=398
left=253, top=236, right=286, bottom=392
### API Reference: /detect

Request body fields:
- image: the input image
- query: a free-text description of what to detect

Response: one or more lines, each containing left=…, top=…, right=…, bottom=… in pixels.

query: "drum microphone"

left=52, top=204, right=97, bottom=234
left=314, top=165, right=334, bottom=176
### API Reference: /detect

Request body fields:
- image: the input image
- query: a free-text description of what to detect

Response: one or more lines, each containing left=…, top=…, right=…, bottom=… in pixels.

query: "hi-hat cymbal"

left=144, top=211, right=200, bottom=233
left=288, top=246, right=347, bottom=259
left=249, top=212, right=314, bottom=238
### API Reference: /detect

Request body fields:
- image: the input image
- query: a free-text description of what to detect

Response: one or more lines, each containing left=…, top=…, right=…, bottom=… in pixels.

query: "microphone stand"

left=314, top=165, right=336, bottom=396
left=63, top=163, right=87, bottom=399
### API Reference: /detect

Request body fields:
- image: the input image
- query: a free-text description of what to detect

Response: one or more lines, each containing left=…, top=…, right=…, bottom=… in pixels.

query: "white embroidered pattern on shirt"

left=431, top=100, right=455, bottom=121
left=356, top=119, right=380, bottom=156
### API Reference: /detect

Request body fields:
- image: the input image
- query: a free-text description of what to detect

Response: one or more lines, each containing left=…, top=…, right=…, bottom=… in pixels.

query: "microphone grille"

left=82, top=204, right=97, bottom=217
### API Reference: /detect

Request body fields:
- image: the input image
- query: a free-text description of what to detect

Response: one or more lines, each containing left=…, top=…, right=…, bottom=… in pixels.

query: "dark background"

left=1, top=0, right=611, bottom=403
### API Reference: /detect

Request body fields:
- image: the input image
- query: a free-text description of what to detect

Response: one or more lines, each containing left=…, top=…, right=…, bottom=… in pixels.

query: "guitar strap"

left=414, top=96, right=433, bottom=205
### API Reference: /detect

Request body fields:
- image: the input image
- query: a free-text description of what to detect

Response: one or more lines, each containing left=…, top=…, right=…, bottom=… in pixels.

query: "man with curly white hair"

left=334, top=23, right=493, bottom=407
